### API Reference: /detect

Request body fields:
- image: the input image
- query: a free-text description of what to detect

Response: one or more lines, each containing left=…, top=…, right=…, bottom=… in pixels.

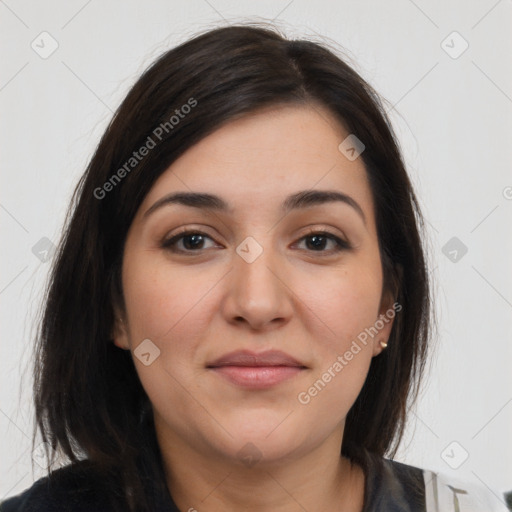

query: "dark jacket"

left=1, top=446, right=509, bottom=511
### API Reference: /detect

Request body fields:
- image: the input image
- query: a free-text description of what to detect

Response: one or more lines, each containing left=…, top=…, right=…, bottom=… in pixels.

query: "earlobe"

left=372, top=336, right=391, bottom=357
left=112, top=336, right=130, bottom=350
left=111, top=315, right=130, bottom=350
left=373, top=291, right=398, bottom=356
left=373, top=338, right=389, bottom=357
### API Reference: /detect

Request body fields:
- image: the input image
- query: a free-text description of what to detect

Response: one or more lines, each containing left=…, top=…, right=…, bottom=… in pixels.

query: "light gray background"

left=1, top=0, right=511, bottom=503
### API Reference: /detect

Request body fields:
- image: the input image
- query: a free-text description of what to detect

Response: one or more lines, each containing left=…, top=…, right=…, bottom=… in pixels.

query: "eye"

left=162, top=228, right=351, bottom=255
left=294, top=229, right=351, bottom=254
left=161, top=230, right=217, bottom=253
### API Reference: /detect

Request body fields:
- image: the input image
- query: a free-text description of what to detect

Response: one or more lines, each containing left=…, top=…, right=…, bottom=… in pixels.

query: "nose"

left=220, top=236, right=293, bottom=332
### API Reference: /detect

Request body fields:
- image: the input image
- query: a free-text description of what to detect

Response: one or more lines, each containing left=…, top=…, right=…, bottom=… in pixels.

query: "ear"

left=372, top=288, right=399, bottom=357
left=111, top=309, right=130, bottom=351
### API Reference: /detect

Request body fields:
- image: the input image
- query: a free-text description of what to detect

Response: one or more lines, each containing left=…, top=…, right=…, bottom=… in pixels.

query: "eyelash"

left=161, top=228, right=351, bottom=255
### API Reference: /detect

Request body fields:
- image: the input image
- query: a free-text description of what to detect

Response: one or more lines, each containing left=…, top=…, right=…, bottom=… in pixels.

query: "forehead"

left=137, top=104, right=375, bottom=226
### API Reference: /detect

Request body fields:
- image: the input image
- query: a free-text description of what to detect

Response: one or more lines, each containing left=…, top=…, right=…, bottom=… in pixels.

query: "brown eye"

left=162, top=231, right=216, bottom=253
left=161, top=229, right=351, bottom=256
left=295, top=231, right=351, bottom=253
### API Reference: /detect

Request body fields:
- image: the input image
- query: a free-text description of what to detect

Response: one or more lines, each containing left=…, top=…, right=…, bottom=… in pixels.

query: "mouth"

left=206, top=349, right=307, bottom=389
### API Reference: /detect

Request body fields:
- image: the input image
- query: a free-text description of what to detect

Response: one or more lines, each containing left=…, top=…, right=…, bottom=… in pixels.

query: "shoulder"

left=363, top=454, right=426, bottom=511
left=360, top=450, right=510, bottom=511
left=377, top=455, right=510, bottom=512
left=420, top=466, right=511, bottom=512
left=0, top=461, right=122, bottom=512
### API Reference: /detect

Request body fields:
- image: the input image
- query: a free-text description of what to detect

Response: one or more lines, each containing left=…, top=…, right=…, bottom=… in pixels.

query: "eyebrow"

left=143, top=189, right=366, bottom=224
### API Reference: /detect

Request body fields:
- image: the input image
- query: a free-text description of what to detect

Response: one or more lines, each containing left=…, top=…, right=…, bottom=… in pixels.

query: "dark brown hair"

left=32, top=22, right=432, bottom=511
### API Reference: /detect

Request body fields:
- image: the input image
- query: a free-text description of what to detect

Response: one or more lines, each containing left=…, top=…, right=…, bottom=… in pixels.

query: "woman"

left=1, top=23, right=509, bottom=512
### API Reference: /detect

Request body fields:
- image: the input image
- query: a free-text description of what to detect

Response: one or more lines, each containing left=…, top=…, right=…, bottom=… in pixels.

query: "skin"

left=113, top=103, right=396, bottom=512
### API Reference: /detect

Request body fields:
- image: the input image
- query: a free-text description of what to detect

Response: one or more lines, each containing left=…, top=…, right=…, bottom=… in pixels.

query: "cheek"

left=122, top=252, right=205, bottom=341
left=121, top=252, right=225, bottom=379
left=120, top=254, right=210, bottom=415
left=302, top=262, right=383, bottom=349
left=295, top=269, right=381, bottom=423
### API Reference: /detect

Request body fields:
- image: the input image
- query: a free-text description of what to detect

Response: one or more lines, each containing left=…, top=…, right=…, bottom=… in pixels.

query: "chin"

left=208, top=414, right=311, bottom=465
left=218, top=437, right=303, bottom=469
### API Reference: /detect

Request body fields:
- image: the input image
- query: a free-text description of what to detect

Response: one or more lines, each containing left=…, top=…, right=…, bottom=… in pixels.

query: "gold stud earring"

left=379, top=340, right=388, bottom=349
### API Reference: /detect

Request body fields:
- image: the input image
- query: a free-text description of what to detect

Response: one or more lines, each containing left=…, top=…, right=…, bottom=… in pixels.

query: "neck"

left=154, top=417, right=365, bottom=512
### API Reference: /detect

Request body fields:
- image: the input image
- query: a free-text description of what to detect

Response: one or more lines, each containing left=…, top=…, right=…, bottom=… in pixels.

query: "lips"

left=206, top=349, right=306, bottom=368
left=207, top=350, right=307, bottom=389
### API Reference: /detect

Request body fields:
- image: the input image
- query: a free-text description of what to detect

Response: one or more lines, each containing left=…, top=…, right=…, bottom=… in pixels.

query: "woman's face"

left=114, top=104, right=395, bottom=466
